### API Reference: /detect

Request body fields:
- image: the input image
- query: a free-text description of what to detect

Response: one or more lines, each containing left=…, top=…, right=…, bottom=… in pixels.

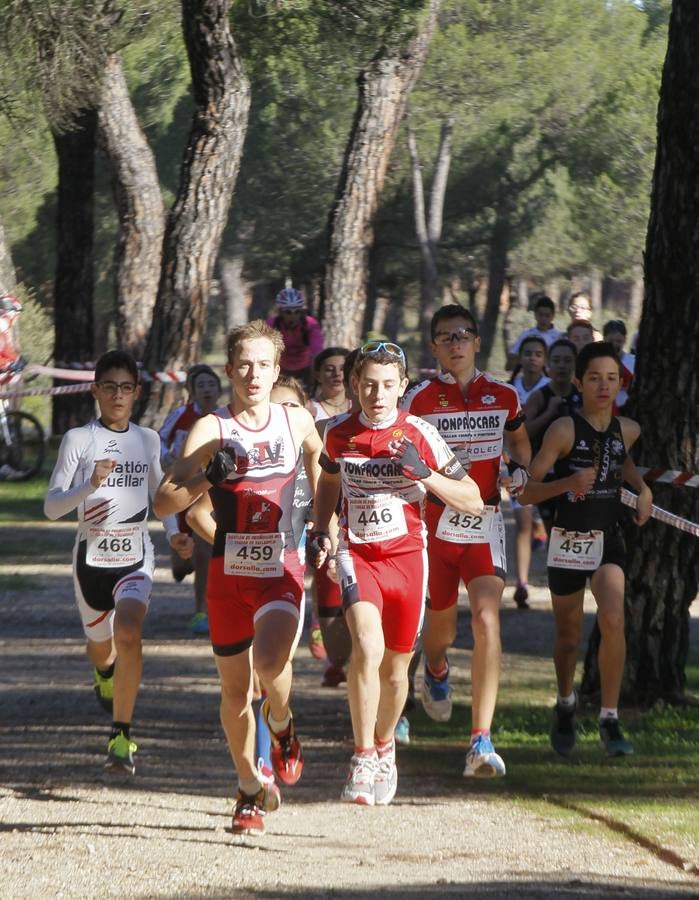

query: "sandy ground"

left=1, top=517, right=698, bottom=899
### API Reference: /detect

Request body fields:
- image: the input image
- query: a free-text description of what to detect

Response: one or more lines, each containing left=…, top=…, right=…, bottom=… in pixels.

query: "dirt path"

left=1, top=520, right=697, bottom=898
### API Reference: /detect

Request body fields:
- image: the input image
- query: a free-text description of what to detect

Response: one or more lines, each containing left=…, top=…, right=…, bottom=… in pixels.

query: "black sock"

left=111, top=722, right=130, bottom=740
left=97, top=662, right=115, bottom=679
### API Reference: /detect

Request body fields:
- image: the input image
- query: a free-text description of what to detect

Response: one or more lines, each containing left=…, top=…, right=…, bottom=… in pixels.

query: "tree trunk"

left=219, top=254, right=249, bottom=330
left=629, top=263, right=644, bottom=337
left=408, top=115, right=453, bottom=369
left=583, top=0, right=699, bottom=705
left=51, top=110, right=97, bottom=435
left=0, top=224, right=17, bottom=295
left=323, top=0, right=440, bottom=348
left=479, top=194, right=511, bottom=368
left=139, top=0, right=251, bottom=426
left=98, top=53, right=165, bottom=358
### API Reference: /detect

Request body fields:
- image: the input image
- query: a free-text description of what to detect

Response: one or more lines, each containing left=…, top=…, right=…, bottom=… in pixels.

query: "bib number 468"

left=97, top=537, right=132, bottom=553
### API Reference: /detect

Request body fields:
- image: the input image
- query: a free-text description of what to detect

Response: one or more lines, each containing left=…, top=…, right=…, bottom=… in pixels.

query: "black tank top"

left=553, top=412, right=625, bottom=533
left=531, top=384, right=582, bottom=456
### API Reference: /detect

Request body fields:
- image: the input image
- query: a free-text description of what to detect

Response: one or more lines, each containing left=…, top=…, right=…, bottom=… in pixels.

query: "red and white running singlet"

left=209, top=403, right=302, bottom=573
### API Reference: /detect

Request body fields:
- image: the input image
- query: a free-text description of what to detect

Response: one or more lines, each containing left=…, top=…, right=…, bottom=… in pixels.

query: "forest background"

left=0, top=0, right=670, bottom=400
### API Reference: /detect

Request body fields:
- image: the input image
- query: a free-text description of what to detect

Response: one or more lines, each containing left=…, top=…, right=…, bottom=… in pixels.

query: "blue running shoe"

left=394, top=715, right=410, bottom=746
left=599, top=718, right=634, bottom=757
left=463, top=734, right=506, bottom=778
left=421, top=663, right=452, bottom=722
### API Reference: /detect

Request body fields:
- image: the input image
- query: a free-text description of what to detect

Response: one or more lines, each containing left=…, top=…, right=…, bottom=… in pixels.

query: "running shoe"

left=550, top=693, right=577, bottom=757
left=421, top=662, right=452, bottom=722
left=172, top=557, right=194, bottom=583
left=393, top=715, right=410, bottom=746
left=513, top=585, right=530, bottom=609
left=321, top=663, right=347, bottom=687
left=190, top=611, right=209, bottom=635
left=463, top=734, right=506, bottom=778
left=105, top=732, right=137, bottom=775
left=309, top=624, right=327, bottom=660
left=261, top=698, right=304, bottom=785
left=341, top=753, right=377, bottom=806
left=531, top=537, right=546, bottom=552
left=231, top=781, right=280, bottom=835
left=599, top=718, right=634, bottom=757
left=93, top=667, right=114, bottom=713
left=374, top=741, right=398, bottom=806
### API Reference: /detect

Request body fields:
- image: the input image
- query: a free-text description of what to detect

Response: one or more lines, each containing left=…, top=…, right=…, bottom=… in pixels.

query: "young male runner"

left=154, top=320, right=322, bottom=835
left=44, top=350, right=192, bottom=775
left=403, top=304, right=531, bottom=777
left=518, top=341, right=652, bottom=757
left=311, top=341, right=483, bottom=805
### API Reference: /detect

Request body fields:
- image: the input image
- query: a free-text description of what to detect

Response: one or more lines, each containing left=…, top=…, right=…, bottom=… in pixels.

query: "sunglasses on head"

left=358, top=340, right=407, bottom=367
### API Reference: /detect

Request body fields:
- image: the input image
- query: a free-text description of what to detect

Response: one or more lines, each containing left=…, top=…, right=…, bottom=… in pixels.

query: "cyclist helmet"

left=0, top=295, right=22, bottom=314
left=275, top=287, right=304, bottom=310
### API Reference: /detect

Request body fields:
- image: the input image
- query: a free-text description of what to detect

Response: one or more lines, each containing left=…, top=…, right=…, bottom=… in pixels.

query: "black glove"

left=205, top=447, right=238, bottom=486
left=307, top=530, right=331, bottom=567
left=389, top=437, right=431, bottom=481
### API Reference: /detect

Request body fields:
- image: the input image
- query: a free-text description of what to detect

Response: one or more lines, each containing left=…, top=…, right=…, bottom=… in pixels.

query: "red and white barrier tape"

left=638, top=467, right=699, bottom=489
left=621, top=488, right=699, bottom=539
left=0, top=382, right=93, bottom=400
left=24, top=364, right=191, bottom=384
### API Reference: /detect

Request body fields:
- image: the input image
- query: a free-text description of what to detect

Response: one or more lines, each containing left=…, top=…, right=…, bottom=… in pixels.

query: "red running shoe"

left=261, top=698, right=304, bottom=785
left=231, top=781, right=281, bottom=835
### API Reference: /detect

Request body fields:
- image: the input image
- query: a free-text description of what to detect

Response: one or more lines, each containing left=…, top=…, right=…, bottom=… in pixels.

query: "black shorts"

left=547, top=529, right=626, bottom=596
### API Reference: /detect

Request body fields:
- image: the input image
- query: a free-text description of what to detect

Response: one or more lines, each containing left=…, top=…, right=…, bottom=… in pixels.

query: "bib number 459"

left=235, top=544, right=273, bottom=562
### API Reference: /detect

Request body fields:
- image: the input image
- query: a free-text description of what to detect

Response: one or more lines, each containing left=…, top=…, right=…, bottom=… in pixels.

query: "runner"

left=403, top=304, right=531, bottom=777
left=517, top=341, right=652, bottom=757
left=159, top=364, right=222, bottom=634
left=308, top=347, right=352, bottom=421
left=567, top=319, right=596, bottom=354
left=505, top=294, right=562, bottom=371
left=508, top=335, right=550, bottom=609
left=522, top=338, right=582, bottom=535
left=154, top=320, right=322, bottom=835
left=267, top=286, right=323, bottom=390
left=602, top=319, right=635, bottom=412
left=44, top=349, right=192, bottom=775
left=310, top=340, right=483, bottom=806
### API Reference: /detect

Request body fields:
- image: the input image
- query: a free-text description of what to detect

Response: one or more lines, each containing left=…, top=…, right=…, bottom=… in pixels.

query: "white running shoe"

left=374, top=740, right=398, bottom=806
left=341, top=753, right=377, bottom=806
left=420, top=664, right=453, bottom=722
left=463, top=734, right=506, bottom=778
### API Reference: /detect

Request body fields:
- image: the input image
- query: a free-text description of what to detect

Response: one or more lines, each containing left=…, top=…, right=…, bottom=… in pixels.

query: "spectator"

left=267, top=286, right=323, bottom=390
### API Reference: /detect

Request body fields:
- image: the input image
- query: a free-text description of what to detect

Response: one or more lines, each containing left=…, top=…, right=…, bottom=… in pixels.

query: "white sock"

left=599, top=706, right=618, bottom=721
left=268, top=710, right=291, bottom=734
left=557, top=690, right=576, bottom=708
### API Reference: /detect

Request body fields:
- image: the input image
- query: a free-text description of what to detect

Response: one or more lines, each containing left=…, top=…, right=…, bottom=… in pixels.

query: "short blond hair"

left=226, top=319, right=285, bottom=365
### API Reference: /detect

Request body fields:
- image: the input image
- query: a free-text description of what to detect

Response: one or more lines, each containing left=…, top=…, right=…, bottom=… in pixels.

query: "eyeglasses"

left=359, top=340, right=406, bottom=367
left=96, top=381, right=137, bottom=395
left=433, top=327, right=478, bottom=346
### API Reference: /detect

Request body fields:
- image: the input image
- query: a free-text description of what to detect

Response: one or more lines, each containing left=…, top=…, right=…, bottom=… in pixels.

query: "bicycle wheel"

left=0, top=410, right=45, bottom=480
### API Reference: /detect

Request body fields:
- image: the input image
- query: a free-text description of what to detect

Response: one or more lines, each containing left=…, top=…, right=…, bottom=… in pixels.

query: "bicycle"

left=0, top=358, right=46, bottom=481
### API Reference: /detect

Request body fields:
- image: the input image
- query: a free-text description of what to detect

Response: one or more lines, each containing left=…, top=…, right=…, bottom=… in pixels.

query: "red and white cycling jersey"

left=322, top=408, right=455, bottom=558
left=403, top=371, right=523, bottom=504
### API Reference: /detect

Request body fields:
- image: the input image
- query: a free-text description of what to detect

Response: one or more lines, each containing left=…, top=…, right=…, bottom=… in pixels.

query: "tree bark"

left=98, top=53, right=165, bottom=358
left=51, top=110, right=97, bottom=435
left=323, top=0, right=440, bottom=348
left=139, top=0, right=250, bottom=426
left=0, top=224, right=17, bottom=295
left=582, top=0, right=699, bottom=705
